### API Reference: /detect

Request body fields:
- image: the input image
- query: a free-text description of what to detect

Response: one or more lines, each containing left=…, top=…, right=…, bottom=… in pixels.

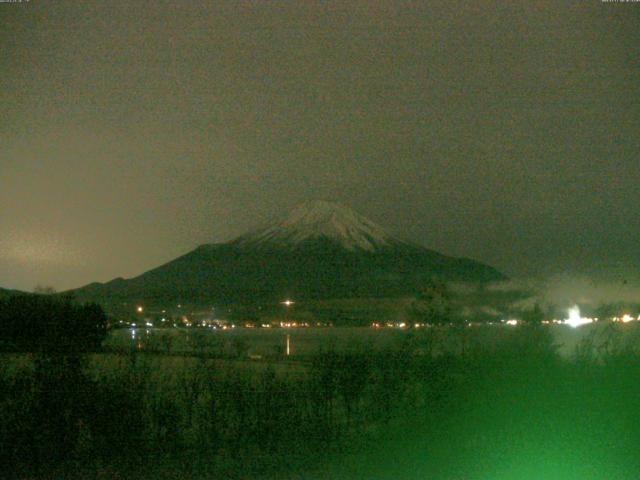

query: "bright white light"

left=564, top=305, right=593, bottom=328
left=281, top=299, right=294, bottom=306
left=621, top=314, right=634, bottom=323
left=505, top=319, right=518, bottom=326
left=136, top=306, right=143, bottom=313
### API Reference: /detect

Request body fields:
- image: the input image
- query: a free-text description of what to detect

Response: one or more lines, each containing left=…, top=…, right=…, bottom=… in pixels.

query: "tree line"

left=0, top=294, right=107, bottom=353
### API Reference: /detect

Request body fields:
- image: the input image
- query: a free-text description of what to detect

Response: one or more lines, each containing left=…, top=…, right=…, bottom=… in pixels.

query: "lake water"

left=104, top=321, right=640, bottom=359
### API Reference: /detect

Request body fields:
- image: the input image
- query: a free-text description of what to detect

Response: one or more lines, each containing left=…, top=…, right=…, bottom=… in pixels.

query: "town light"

left=564, top=305, right=593, bottom=328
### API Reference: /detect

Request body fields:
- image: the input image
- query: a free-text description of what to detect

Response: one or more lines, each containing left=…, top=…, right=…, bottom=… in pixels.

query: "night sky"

left=2, top=1, right=639, bottom=291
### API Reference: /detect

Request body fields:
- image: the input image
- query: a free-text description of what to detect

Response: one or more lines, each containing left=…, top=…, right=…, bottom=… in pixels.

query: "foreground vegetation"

left=2, top=295, right=640, bottom=479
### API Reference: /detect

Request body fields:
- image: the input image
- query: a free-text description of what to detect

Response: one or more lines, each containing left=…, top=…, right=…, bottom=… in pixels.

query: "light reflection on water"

left=104, top=323, right=640, bottom=358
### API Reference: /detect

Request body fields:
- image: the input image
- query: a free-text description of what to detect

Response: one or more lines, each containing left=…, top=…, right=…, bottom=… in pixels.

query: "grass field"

left=3, top=321, right=640, bottom=479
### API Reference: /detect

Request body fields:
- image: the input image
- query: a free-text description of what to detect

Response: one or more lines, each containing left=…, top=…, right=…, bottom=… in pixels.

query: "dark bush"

left=0, top=294, right=107, bottom=353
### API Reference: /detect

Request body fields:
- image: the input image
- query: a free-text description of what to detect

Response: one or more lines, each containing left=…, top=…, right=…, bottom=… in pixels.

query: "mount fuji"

left=70, top=201, right=505, bottom=309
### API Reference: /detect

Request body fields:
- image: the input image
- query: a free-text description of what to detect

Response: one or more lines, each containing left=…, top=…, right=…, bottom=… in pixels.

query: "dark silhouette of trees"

left=408, top=279, right=454, bottom=326
left=33, top=285, right=56, bottom=295
left=0, top=294, right=107, bottom=353
left=0, top=293, right=108, bottom=477
left=521, top=302, right=545, bottom=324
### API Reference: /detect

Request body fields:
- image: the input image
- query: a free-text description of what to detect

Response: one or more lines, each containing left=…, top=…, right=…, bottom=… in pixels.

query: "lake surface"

left=104, top=321, right=640, bottom=358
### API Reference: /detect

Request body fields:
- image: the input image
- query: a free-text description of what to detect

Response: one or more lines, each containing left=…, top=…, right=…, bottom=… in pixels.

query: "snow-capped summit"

left=233, top=200, right=402, bottom=251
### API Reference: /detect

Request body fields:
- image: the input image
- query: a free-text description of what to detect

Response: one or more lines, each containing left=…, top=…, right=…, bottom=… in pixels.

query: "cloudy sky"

left=1, top=0, right=639, bottom=291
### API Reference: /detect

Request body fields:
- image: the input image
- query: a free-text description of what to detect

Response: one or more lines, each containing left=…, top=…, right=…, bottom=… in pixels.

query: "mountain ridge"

left=69, top=201, right=506, bottom=309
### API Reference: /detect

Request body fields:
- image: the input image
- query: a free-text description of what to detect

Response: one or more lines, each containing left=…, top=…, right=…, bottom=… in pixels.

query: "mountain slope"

left=71, top=201, right=505, bottom=307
